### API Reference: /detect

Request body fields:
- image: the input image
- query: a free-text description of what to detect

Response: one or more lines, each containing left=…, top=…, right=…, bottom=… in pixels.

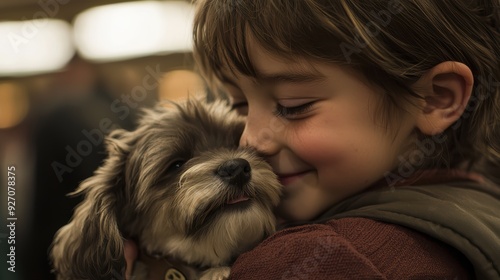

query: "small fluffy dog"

left=51, top=99, right=282, bottom=280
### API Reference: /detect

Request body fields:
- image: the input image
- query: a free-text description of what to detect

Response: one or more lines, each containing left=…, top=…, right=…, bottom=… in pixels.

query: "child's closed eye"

left=274, top=101, right=315, bottom=120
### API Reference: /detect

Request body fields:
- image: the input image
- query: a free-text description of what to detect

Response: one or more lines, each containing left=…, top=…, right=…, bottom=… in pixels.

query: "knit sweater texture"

left=229, top=171, right=500, bottom=279
left=229, top=217, right=471, bottom=279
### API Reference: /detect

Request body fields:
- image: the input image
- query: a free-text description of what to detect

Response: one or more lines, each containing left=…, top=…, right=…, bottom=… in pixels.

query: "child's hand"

left=124, top=239, right=138, bottom=280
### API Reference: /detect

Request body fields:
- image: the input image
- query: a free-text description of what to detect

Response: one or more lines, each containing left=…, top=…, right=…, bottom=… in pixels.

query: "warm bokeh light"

left=0, top=83, right=30, bottom=129
left=0, top=19, right=74, bottom=76
left=73, top=1, right=195, bottom=62
left=158, top=70, right=205, bottom=102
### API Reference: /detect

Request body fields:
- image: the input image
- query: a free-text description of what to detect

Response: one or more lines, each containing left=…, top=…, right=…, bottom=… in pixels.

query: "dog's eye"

left=167, top=160, right=185, bottom=172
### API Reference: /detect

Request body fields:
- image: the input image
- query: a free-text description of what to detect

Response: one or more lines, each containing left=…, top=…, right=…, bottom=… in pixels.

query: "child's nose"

left=240, top=118, right=280, bottom=156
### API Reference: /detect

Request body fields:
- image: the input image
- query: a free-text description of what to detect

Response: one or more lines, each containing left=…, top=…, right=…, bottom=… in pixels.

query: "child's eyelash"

left=273, top=102, right=315, bottom=118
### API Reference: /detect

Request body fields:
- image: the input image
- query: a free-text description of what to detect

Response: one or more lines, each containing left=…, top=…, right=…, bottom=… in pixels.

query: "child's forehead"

left=217, top=34, right=326, bottom=84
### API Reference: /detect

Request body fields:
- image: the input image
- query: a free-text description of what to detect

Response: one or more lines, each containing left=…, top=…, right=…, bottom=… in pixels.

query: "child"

left=126, top=0, right=500, bottom=279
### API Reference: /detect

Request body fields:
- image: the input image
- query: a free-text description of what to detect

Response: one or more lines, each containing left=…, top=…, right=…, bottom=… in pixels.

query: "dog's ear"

left=51, top=128, right=137, bottom=280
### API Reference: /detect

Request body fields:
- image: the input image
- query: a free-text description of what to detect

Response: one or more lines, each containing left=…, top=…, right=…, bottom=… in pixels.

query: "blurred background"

left=0, top=1, right=205, bottom=279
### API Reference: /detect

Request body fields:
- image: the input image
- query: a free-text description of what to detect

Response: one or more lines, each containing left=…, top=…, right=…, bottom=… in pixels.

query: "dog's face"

left=51, top=99, right=282, bottom=279
left=123, top=99, right=282, bottom=265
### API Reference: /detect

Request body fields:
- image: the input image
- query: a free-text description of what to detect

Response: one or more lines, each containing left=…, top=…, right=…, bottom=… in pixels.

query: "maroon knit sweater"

left=229, top=170, right=482, bottom=279
left=229, top=217, right=471, bottom=279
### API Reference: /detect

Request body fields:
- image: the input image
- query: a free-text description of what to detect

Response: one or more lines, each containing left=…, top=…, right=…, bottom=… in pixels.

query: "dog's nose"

left=216, top=158, right=251, bottom=186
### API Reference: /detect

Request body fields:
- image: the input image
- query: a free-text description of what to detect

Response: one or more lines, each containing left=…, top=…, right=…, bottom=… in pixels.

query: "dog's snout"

left=216, top=158, right=251, bottom=186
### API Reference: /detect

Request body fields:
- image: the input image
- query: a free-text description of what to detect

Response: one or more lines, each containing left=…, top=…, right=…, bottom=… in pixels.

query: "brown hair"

left=193, top=0, right=500, bottom=183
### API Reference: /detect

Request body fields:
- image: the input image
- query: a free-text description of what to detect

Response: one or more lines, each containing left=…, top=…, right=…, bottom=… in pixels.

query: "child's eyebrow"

left=219, top=69, right=326, bottom=88
left=255, top=71, right=326, bottom=85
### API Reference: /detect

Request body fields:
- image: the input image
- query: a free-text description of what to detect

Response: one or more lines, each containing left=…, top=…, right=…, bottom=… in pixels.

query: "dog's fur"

left=50, top=99, right=282, bottom=279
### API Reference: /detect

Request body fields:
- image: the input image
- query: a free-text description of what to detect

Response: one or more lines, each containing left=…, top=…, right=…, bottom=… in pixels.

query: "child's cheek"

left=292, top=127, right=396, bottom=186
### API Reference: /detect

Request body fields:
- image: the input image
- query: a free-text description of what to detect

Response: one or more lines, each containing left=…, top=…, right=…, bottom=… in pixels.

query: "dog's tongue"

left=227, top=195, right=250, bottom=204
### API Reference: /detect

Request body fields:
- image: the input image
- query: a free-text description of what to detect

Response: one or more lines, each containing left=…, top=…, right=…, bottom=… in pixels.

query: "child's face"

left=221, top=40, right=419, bottom=222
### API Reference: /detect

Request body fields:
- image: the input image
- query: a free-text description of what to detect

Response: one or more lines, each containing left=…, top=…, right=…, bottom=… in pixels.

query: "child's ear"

left=413, top=61, right=473, bottom=135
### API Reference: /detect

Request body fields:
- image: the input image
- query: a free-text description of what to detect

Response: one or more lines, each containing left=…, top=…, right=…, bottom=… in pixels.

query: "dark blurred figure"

left=25, top=57, right=145, bottom=280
